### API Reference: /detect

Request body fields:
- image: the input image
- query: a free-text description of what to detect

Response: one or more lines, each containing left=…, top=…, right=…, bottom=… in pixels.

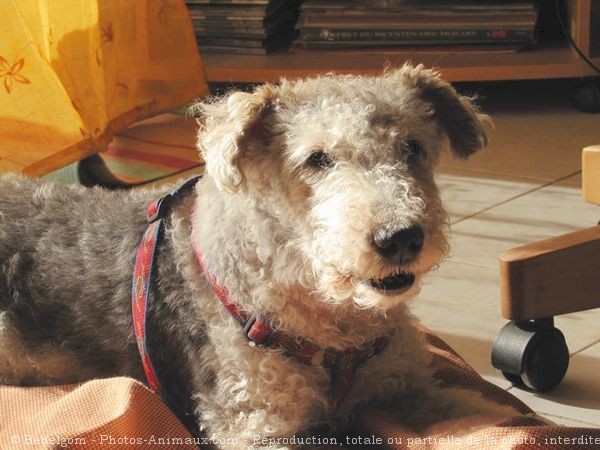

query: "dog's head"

left=195, top=64, right=489, bottom=311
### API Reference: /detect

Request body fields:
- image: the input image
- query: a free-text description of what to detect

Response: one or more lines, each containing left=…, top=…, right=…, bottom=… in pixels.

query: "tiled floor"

left=411, top=78, right=600, bottom=428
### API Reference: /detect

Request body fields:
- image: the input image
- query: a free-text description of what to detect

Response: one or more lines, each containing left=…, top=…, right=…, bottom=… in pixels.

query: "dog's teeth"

left=369, top=272, right=415, bottom=294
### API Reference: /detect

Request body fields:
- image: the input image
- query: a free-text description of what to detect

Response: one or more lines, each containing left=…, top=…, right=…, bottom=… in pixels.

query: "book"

left=299, top=12, right=538, bottom=28
left=294, top=0, right=538, bottom=49
left=186, top=0, right=270, bottom=4
left=197, top=28, right=297, bottom=47
left=300, top=0, right=536, bottom=12
left=187, top=0, right=297, bottom=19
left=197, top=44, right=284, bottom=55
left=193, top=21, right=297, bottom=39
left=185, top=0, right=301, bottom=54
left=297, top=28, right=537, bottom=48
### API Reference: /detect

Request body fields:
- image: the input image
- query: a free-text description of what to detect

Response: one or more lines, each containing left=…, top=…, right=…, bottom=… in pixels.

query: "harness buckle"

left=147, top=194, right=172, bottom=223
left=243, top=315, right=272, bottom=347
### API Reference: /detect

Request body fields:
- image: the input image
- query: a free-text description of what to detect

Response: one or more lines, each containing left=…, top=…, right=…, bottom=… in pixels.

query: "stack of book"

left=186, top=0, right=300, bottom=55
left=293, top=0, right=539, bottom=50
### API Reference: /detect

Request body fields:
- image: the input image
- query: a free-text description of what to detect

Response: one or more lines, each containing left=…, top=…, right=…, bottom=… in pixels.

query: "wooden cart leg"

left=491, top=225, right=600, bottom=391
left=499, top=225, right=600, bottom=320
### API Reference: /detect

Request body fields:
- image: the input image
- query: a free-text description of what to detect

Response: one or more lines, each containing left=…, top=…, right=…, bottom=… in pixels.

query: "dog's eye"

left=406, top=139, right=423, bottom=156
left=405, top=139, right=424, bottom=165
left=306, top=150, right=334, bottom=169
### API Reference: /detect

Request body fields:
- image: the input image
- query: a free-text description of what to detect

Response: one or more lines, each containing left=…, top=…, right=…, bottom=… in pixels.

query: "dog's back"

left=0, top=174, right=189, bottom=385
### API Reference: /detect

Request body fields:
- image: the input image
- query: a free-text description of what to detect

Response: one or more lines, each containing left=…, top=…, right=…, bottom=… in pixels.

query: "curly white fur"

left=189, top=66, right=513, bottom=446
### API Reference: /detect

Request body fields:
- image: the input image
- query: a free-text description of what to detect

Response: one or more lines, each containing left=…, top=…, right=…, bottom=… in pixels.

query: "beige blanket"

left=1, top=329, right=598, bottom=449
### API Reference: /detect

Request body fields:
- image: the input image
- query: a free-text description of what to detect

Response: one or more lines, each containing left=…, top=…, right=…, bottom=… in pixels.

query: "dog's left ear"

left=195, top=85, right=277, bottom=192
left=400, top=64, right=489, bottom=159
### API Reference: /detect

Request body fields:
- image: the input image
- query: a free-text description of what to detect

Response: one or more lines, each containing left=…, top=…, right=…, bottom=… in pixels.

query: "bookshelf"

left=201, top=0, right=599, bottom=84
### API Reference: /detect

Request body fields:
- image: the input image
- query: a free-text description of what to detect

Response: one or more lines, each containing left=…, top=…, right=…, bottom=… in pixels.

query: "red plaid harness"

left=132, top=176, right=392, bottom=412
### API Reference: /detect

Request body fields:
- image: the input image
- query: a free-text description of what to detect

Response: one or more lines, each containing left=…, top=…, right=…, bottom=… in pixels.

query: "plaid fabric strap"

left=323, top=335, right=391, bottom=409
left=132, top=219, right=163, bottom=393
left=132, top=176, right=202, bottom=395
left=192, top=234, right=392, bottom=409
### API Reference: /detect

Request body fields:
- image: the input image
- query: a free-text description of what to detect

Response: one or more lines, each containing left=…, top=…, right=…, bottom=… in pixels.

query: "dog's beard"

left=316, top=266, right=424, bottom=311
left=317, top=270, right=424, bottom=311
left=312, top=231, right=448, bottom=312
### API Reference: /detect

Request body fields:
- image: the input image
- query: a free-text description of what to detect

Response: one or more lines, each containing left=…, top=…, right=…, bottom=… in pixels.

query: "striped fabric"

left=99, top=112, right=203, bottom=185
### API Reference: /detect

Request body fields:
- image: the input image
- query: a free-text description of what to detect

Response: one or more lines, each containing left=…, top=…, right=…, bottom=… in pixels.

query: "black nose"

left=373, top=224, right=424, bottom=265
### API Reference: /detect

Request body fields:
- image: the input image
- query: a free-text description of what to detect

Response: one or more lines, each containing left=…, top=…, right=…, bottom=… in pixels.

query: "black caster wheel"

left=491, top=318, right=569, bottom=392
left=571, top=79, right=600, bottom=113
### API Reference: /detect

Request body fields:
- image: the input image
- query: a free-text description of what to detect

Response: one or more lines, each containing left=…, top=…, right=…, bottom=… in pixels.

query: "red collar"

left=191, top=209, right=391, bottom=409
left=132, top=176, right=391, bottom=412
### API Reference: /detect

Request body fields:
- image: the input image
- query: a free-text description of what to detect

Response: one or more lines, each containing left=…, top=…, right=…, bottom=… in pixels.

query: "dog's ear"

left=195, top=86, right=276, bottom=192
left=399, top=64, right=489, bottom=159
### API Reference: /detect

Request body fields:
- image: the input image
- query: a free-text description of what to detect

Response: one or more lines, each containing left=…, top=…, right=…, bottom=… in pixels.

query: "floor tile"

left=535, top=413, right=600, bottom=429
left=506, top=342, right=600, bottom=427
left=554, top=311, right=600, bottom=355
left=448, top=177, right=600, bottom=269
left=560, top=172, right=584, bottom=189
left=436, top=169, right=542, bottom=223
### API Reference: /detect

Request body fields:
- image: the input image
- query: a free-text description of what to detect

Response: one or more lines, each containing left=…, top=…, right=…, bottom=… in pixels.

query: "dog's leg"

left=193, top=347, right=330, bottom=450
left=0, top=313, right=48, bottom=385
left=0, top=312, right=97, bottom=386
left=0, top=312, right=33, bottom=385
left=197, top=391, right=321, bottom=450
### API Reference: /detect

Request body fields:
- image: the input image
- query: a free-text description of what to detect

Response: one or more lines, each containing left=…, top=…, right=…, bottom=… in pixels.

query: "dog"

left=0, top=65, right=514, bottom=448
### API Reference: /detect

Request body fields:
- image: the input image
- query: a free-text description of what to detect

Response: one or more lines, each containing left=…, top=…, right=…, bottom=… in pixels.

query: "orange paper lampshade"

left=0, top=0, right=208, bottom=176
